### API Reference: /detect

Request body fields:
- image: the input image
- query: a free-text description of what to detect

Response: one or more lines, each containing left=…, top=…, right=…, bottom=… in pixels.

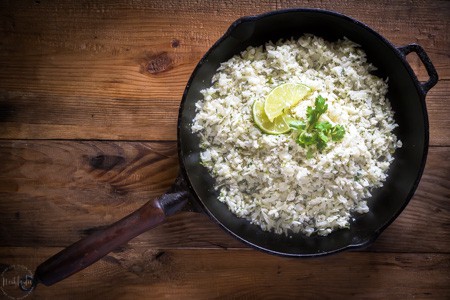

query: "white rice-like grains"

left=192, top=35, right=401, bottom=236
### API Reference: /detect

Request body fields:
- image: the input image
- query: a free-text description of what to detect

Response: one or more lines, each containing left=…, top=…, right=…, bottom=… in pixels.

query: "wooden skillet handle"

left=33, top=183, right=189, bottom=287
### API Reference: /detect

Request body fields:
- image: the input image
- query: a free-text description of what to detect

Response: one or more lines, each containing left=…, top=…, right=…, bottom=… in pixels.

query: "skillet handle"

left=31, top=184, right=188, bottom=287
left=397, top=44, right=438, bottom=95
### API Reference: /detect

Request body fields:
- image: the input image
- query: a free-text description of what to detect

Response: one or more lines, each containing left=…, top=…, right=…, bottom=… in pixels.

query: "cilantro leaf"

left=297, top=132, right=315, bottom=146
left=286, top=118, right=306, bottom=130
left=315, top=121, right=333, bottom=132
left=306, top=95, right=328, bottom=129
left=290, top=95, right=345, bottom=157
left=331, top=125, right=345, bottom=141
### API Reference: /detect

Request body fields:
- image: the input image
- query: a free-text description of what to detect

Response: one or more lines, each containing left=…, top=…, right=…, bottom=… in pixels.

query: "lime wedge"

left=253, top=100, right=290, bottom=135
left=264, top=83, right=311, bottom=122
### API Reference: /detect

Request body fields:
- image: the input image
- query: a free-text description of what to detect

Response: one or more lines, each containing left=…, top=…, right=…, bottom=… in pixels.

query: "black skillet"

left=24, top=8, right=438, bottom=289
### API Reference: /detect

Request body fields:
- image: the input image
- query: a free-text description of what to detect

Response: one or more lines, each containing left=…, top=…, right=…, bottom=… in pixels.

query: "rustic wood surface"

left=0, top=0, right=449, bottom=299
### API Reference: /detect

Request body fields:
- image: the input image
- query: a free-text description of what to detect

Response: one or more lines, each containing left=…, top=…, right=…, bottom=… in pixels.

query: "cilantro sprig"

left=288, top=95, right=345, bottom=158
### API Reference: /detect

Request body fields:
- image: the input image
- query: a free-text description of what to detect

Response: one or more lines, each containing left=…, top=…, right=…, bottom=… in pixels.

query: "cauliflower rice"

left=192, top=35, right=401, bottom=236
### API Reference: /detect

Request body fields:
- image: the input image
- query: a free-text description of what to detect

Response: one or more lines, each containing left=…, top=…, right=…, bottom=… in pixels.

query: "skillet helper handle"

left=33, top=191, right=188, bottom=287
left=397, top=44, right=438, bottom=94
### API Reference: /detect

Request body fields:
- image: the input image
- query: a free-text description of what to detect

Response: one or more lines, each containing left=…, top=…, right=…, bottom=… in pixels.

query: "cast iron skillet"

left=24, top=8, right=438, bottom=290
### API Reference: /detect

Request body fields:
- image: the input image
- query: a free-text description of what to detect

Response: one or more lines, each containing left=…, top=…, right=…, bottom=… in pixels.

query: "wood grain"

left=0, top=0, right=449, bottom=143
left=0, top=141, right=178, bottom=246
left=0, top=141, right=448, bottom=253
left=0, top=247, right=448, bottom=299
left=0, top=81, right=448, bottom=144
left=0, top=1, right=449, bottom=298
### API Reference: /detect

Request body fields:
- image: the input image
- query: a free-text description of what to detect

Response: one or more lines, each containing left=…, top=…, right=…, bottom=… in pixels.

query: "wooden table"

left=1, top=1, right=449, bottom=299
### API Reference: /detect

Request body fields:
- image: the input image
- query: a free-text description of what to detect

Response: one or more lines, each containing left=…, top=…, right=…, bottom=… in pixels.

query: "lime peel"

left=252, top=100, right=290, bottom=135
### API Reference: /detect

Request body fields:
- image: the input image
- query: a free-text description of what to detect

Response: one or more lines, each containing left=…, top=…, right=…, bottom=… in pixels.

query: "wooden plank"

left=0, top=81, right=448, bottom=144
left=0, top=0, right=448, bottom=142
left=0, top=1, right=447, bottom=85
left=0, top=141, right=448, bottom=253
left=0, top=140, right=179, bottom=245
left=0, top=247, right=448, bottom=299
left=426, top=81, right=450, bottom=146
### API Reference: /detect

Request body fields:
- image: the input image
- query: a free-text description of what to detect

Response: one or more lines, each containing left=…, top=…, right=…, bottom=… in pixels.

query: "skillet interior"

left=178, top=9, right=428, bottom=256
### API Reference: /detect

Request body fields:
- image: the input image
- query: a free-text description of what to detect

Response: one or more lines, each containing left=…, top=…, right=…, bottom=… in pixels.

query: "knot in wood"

left=88, top=154, right=125, bottom=170
left=144, top=52, right=173, bottom=74
left=171, top=39, right=180, bottom=48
